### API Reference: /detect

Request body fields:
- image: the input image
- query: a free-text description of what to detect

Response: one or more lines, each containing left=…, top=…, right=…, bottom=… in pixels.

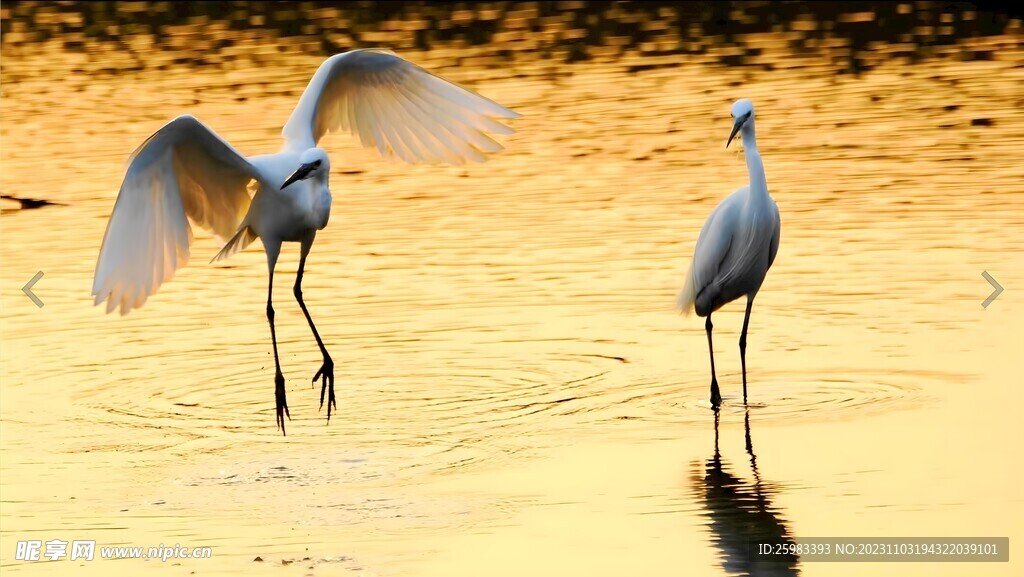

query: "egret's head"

left=281, top=148, right=330, bottom=189
left=727, top=99, right=755, bottom=148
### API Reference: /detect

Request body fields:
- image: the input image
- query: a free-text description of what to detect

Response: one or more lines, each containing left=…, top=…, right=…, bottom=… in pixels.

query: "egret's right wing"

left=93, top=115, right=258, bottom=315
left=282, top=49, right=520, bottom=164
left=676, top=194, right=740, bottom=315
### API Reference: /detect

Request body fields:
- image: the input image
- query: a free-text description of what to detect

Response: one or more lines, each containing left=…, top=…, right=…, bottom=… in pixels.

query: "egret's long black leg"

left=739, top=296, right=754, bottom=405
left=264, top=241, right=289, bottom=434
left=707, top=314, right=721, bottom=406
left=294, top=234, right=335, bottom=420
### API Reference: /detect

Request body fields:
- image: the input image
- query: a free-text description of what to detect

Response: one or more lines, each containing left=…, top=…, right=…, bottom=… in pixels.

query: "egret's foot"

left=710, top=380, right=722, bottom=407
left=313, top=358, right=336, bottom=421
left=275, top=372, right=290, bottom=435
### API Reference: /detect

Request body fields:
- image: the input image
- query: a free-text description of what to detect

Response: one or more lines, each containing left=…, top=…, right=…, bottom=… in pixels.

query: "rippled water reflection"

left=696, top=411, right=798, bottom=576
left=2, top=4, right=1023, bottom=576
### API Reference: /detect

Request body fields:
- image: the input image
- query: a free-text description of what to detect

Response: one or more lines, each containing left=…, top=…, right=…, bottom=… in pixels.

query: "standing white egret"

left=676, top=99, right=780, bottom=407
left=92, top=49, right=519, bottom=433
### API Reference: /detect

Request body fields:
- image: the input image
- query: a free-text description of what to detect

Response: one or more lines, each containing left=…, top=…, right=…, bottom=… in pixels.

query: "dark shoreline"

left=2, top=1, right=1021, bottom=73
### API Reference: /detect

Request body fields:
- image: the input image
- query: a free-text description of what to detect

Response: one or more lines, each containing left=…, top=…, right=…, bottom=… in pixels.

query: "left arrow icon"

left=22, top=271, right=44, bottom=308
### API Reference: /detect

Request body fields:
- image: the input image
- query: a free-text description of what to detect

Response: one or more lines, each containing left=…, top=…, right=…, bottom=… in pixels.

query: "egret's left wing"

left=767, top=199, right=781, bottom=270
left=282, top=49, right=519, bottom=164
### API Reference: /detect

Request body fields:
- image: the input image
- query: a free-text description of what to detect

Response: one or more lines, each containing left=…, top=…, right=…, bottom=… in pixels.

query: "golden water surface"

left=2, top=18, right=1023, bottom=577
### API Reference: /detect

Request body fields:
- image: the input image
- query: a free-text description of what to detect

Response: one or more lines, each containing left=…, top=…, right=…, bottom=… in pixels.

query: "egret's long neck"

left=307, top=171, right=332, bottom=229
left=313, top=171, right=330, bottom=189
left=741, top=121, right=769, bottom=200
left=311, top=172, right=331, bottom=202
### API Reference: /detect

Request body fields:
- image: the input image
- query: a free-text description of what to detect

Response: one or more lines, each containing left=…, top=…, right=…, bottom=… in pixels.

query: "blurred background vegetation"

left=2, top=1, right=1022, bottom=75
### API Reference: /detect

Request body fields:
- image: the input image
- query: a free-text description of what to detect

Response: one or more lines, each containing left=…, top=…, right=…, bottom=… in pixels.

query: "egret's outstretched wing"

left=93, top=115, right=258, bottom=315
left=282, top=49, right=520, bottom=164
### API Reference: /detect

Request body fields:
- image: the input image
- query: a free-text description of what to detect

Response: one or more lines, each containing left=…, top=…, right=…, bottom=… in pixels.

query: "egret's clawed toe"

left=314, top=358, right=337, bottom=421
left=275, top=372, right=290, bottom=435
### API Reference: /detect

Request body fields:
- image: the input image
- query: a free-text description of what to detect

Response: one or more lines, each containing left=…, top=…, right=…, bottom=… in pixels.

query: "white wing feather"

left=281, top=49, right=520, bottom=164
left=767, top=199, right=781, bottom=270
left=677, top=193, right=740, bottom=315
left=710, top=192, right=777, bottom=294
left=678, top=187, right=780, bottom=316
left=92, top=115, right=258, bottom=315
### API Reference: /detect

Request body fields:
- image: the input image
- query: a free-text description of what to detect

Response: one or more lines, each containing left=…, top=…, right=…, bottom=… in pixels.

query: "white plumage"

left=93, top=115, right=257, bottom=314
left=92, top=49, right=519, bottom=432
left=281, top=50, right=516, bottom=161
left=677, top=99, right=780, bottom=407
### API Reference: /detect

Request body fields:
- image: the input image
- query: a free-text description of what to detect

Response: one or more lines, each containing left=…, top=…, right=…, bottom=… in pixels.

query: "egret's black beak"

left=280, top=161, right=320, bottom=190
left=726, top=113, right=751, bottom=148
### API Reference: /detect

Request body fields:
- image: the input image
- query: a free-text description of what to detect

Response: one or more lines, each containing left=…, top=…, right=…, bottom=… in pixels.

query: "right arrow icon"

left=981, top=271, right=1003, bottom=309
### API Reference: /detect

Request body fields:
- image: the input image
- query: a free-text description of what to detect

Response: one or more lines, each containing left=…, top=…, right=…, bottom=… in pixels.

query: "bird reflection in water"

left=694, top=408, right=799, bottom=576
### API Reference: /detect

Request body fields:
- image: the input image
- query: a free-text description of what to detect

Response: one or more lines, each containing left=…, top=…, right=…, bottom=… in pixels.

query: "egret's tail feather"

left=212, top=226, right=256, bottom=262
left=676, top=264, right=696, bottom=317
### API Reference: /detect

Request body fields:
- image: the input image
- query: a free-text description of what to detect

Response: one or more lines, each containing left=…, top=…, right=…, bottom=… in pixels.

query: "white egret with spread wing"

left=677, top=99, right=780, bottom=407
left=92, top=49, right=519, bottom=433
